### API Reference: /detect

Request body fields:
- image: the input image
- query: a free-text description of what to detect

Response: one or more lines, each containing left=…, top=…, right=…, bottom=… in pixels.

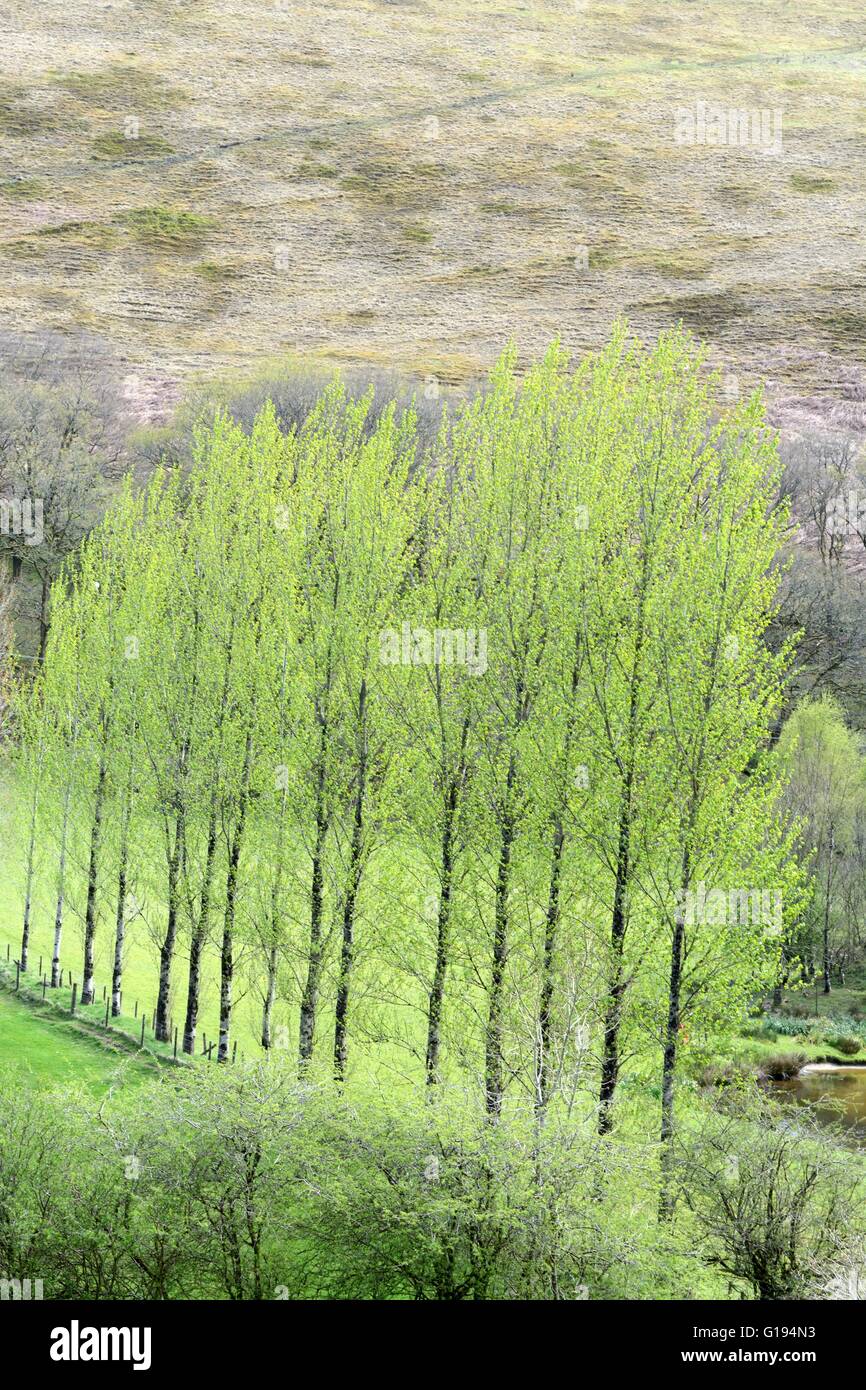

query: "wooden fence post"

left=70, top=982, right=78, bottom=1016
left=140, top=1015, right=146, bottom=1048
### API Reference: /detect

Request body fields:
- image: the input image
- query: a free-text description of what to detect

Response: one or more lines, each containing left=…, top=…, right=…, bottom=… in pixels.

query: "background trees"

left=0, top=345, right=123, bottom=662
left=776, top=696, right=865, bottom=992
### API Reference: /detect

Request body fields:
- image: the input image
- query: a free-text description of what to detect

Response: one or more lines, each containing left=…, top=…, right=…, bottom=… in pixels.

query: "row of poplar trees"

left=11, top=326, right=803, bottom=1161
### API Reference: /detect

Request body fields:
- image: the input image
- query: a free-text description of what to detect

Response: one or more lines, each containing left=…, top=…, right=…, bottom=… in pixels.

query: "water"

left=774, top=1066, right=866, bottom=1143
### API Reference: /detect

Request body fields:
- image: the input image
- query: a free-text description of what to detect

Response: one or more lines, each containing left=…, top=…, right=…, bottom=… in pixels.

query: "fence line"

left=1, top=940, right=242, bottom=1063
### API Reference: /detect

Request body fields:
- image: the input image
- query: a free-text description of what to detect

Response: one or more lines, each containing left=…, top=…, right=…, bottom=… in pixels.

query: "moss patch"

left=120, top=205, right=215, bottom=248
left=92, top=131, right=175, bottom=161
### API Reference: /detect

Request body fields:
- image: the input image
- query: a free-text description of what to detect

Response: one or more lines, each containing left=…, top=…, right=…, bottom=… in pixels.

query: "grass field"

left=0, top=870, right=279, bottom=1070
left=1, top=0, right=865, bottom=428
left=0, top=982, right=162, bottom=1092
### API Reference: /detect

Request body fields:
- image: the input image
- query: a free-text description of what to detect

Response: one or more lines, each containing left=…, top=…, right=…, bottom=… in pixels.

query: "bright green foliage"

left=7, top=326, right=795, bottom=1140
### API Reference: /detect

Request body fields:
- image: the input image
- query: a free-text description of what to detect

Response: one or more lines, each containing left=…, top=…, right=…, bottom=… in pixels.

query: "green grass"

left=789, top=173, right=836, bottom=193
left=193, top=259, right=239, bottom=284
left=401, top=221, right=434, bottom=244
left=92, top=131, right=174, bottom=161
left=0, top=177, right=46, bottom=199
left=0, top=986, right=161, bottom=1093
left=120, top=205, right=214, bottom=248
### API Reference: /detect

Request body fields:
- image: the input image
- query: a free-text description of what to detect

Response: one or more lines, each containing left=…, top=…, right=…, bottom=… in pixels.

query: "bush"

left=828, top=1036, right=861, bottom=1057
left=742, top=1022, right=776, bottom=1042
left=0, top=1064, right=648, bottom=1301
left=757, top=1052, right=806, bottom=1080
left=678, top=1095, right=860, bottom=1300
left=292, top=1093, right=639, bottom=1300
left=763, top=1014, right=812, bottom=1038
left=698, top=1062, right=750, bottom=1089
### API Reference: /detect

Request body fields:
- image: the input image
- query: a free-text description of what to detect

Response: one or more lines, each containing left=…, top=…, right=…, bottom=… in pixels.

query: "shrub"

left=0, top=1065, right=649, bottom=1301
left=742, top=1022, right=776, bottom=1041
left=678, top=1095, right=860, bottom=1300
left=828, top=1036, right=861, bottom=1057
left=698, top=1062, right=750, bottom=1089
left=762, top=1014, right=812, bottom=1038
left=757, top=1052, right=806, bottom=1080
left=293, top=1094, right=630, bottom=1300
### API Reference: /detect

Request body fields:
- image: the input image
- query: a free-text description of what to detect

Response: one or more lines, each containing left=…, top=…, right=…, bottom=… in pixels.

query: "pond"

left=773, top=1064, right=866, bottom=1143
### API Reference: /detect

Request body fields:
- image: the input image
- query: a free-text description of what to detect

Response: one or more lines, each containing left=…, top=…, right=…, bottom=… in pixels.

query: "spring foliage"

left=8, top=326, right=799, bottom=1139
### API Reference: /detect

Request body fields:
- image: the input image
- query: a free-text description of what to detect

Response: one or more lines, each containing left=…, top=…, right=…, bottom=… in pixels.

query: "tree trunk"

left=110, top=867, right=127, bottom=1019
left=425, top=728, right=467, bottom=1086
left=37, top=573, right=50, bottom=663
left=182, top=806, right=219, bottom=1055
left=218, top=731, right=254, bottom=1062
left=333, top=679, right=368, bottom=1083
left=182, top=629, right=234, bottom=1054
left=50, top=770, right=74, bottom=987
left=155, top=808, right=184, bottom=1041
left=822, top=827, right=834, bottom=995
left=217, top=889, right=235, bottom=1064
left=110, top=750, right=135, bottom=1017
left=81, top=752, right=109, bottom=1005
left=485, top=753, right=517, bottom=1119
left=537, top=815, right=565, bottom=1114
left=536, top=641, right=580, bottom=1115
left=299, top=736, right=330, bottom=1068
left=183, top=928, right=205, bottom=1056
left=20, top=773, right=39, bottom=972
left=597, top=571, right=647, bottom=1138
left=261, top=944, right=278, bottom=1050
left=659, top=877, right=688, bottom=1220
left=597, top=788, right=632, bottom=1136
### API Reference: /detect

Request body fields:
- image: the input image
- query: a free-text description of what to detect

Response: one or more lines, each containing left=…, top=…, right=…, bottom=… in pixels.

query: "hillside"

left=1, top=0, right=865, bottom=427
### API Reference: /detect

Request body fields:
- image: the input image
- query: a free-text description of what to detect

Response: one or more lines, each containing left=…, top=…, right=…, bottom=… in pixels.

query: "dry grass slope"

left=0, top=0, right=864, bottom=421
